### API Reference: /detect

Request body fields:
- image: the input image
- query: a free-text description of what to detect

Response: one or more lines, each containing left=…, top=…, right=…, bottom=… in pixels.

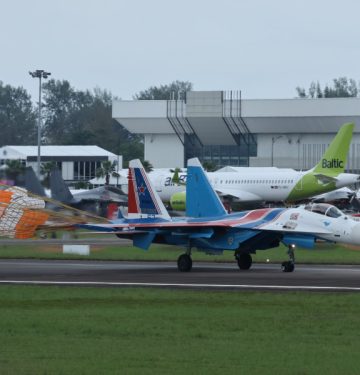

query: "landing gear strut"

left=236, top=252, right=252, bottom=270
left=177, top=247, right=192, bottom=272
left=281, top=244, right=295, bottom=272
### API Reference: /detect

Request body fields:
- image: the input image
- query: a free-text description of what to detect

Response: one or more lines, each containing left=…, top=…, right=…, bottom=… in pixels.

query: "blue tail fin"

left=186, top=158, right=227, bottom=218
left=128, top=159, right=171, bottom=220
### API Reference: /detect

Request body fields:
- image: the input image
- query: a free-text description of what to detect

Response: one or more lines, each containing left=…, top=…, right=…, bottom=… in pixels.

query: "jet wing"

left=215, top=188, right=263, bottom=201
left=80, top=209, right=331, bottom=235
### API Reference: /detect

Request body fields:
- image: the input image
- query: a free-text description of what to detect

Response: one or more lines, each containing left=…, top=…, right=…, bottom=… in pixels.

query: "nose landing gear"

left=281, top=244, right=295, bottom=272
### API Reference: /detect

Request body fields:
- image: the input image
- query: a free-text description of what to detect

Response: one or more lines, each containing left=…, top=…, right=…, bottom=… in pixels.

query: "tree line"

left=0, top=80, right=193, bottom=165
left=296, top=77, right=359, bottom=98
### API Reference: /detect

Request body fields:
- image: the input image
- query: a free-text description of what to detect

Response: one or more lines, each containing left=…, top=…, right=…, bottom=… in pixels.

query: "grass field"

left=1, top=241, right=360, bottom=264
left=0, top=286, right=359, bottom=374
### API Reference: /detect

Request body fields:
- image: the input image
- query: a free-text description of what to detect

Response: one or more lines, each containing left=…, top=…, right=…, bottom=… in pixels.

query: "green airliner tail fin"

left=313, top=122, right=354, bottom=175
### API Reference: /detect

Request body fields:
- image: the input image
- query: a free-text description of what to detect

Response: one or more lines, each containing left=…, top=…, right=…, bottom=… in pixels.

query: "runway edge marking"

left=1, top=280, right=360, bottom=291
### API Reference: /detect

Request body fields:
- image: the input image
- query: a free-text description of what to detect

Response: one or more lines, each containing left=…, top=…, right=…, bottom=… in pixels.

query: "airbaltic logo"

left=322, top=158, right=344, bottom=169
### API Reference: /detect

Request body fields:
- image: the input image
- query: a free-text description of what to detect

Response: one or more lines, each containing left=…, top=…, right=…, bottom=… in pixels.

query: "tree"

left=95, top=160, right=119, bottom=185
left=40, top=161, right=57, bottom=188
left=0, top=82, right=36, bottom=146
left=42, top=80, right=144, bottom=163
left=134, top=80, right=193, bottom=100
left=296, top=77, right=359, bottom=98
left=42, top=79, right=94, bottom=144
left=202, top=160, right=218, bottom=172
left=141, top=160, right=153, bottom=173
left=5, top=159, right=26, bottom=183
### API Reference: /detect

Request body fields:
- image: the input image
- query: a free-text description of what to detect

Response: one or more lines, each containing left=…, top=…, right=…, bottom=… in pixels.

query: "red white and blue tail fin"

left=127, top=159, right=171, bottom=220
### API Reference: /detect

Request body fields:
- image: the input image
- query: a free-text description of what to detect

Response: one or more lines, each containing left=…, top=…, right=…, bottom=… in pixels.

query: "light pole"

left=271, top=135, right=283, bottom=167
left=29, top=69, right=51, bottom=178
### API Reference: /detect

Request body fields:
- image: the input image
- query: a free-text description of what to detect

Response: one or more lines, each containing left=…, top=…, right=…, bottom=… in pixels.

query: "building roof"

left=0, top=145, right=117, bottom=158
left=113, top=92, right=360, bottom=146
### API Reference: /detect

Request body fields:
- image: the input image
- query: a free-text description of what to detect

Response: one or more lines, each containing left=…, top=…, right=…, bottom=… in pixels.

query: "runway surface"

left=0, top=259, right=360, bottom=291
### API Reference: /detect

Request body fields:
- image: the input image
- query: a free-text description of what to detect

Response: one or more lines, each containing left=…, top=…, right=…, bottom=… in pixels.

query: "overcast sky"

left=1, top=0, right=360, bottom=101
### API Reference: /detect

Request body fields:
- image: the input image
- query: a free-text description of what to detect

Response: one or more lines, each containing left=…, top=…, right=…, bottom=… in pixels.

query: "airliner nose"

left=350, top=223, right=360, bottom=245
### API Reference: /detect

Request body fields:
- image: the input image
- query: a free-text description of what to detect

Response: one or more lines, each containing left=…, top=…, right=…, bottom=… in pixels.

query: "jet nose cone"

left=350, top=223, right=360, bottom=246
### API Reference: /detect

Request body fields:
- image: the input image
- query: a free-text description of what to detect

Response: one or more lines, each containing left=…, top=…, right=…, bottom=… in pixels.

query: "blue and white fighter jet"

left=80, top=158, right=360, bottom=272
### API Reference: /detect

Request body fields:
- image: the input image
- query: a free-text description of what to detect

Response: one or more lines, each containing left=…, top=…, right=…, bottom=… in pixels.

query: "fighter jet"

left=79, top=158, right=360, bottom=272
left=50, top=168, right=127, bottom=217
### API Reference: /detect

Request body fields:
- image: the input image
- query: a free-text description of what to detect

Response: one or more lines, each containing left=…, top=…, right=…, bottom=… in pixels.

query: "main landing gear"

left=235, top=252, right=252, bottom=270
left=177, top=248, right=192, bottom=272
left=281, top=244, right=295, bottom=272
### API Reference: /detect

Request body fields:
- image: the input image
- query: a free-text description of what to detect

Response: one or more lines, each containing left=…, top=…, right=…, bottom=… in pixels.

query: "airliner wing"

left=215, top=188, right=263, bottom=202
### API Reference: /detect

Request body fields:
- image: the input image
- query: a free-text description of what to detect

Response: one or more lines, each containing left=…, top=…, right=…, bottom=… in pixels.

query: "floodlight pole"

left=29, top=70, right=51, bottom=178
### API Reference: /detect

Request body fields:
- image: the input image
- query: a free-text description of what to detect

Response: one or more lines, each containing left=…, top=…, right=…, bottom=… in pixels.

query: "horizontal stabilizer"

left=216, top=188, right=262, bottom=201
left=313, top=174, right=338, bottom=185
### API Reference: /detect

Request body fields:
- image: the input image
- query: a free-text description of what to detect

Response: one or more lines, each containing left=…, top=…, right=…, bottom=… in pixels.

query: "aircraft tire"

left=281, top=261, right=295, bottom=272
left=236, top=253, right=252, bottom=270
left=177, top=254, right=192, bottom=272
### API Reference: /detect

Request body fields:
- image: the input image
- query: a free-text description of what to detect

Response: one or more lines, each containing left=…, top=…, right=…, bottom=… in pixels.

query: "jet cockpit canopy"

left=304, top=203, right=343, bottom=218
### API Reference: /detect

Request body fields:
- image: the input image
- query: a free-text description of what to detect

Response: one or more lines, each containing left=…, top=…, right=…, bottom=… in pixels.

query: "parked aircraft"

left=50, top=169, right=127, bottom=217
left=312, top=187, right=360, bottom=211
left=79, top=158, right=360, bottom=273
left=150, top=123, right=359, bottom=209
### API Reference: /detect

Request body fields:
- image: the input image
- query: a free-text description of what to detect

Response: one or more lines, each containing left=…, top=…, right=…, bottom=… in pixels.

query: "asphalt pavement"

left=0, top=259, right=360, bottom=291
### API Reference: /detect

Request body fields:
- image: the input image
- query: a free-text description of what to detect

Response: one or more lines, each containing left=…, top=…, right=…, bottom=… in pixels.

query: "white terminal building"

left=113, top=91, right=360, bottom=172
left=0, top=145, right=121, bottom=183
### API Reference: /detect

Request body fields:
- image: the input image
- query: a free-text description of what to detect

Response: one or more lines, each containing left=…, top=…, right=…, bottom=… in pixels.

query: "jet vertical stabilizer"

left=313, top=122, right=354, bottom=176
left=50, top=168, right=74, bottom=204
left=127, top=159, right=171, bottom=220
left=25, top=167, right=46, bottom=197
left=186, top=158, right=227, bottom=218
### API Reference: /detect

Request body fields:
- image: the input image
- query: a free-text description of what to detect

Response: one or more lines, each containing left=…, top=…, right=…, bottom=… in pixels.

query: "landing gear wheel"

left=282, top=244, right=296, bottom=272
left=236, top=253, right=252, bottom=270
left=281, top=261, right=295, bottom=272
left=177, top=254, right=192, bottom=272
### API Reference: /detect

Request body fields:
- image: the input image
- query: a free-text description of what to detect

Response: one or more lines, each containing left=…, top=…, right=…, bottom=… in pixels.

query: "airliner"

left=149, top=123, right=360, bottom=210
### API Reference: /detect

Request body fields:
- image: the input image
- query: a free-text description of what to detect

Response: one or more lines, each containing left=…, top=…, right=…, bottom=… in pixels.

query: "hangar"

left=0, top=145, right=121, bottom=183
left=113, top=91, right=360, bottom=172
